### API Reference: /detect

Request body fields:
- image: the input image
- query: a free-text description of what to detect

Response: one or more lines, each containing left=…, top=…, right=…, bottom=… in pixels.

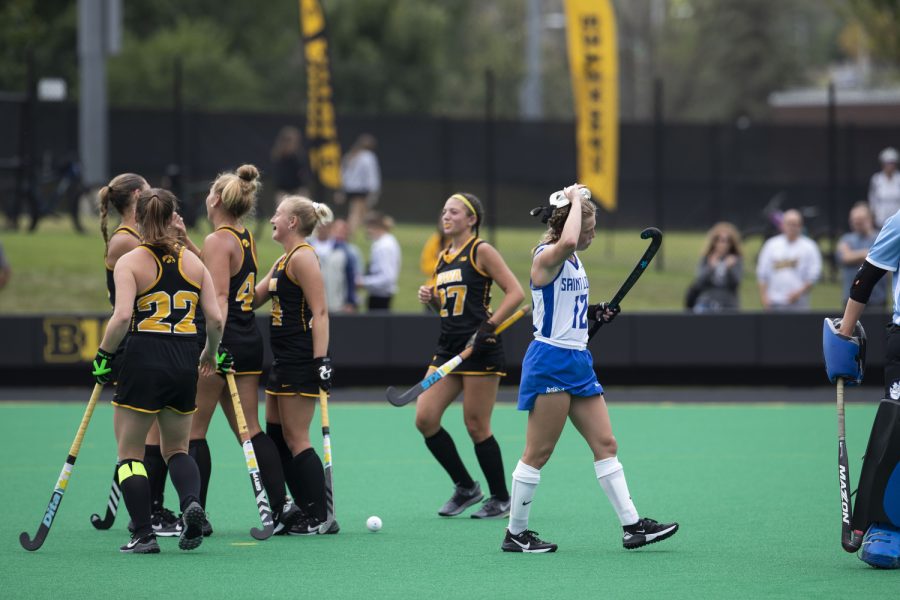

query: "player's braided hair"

left=536, top=199, right=596, bottom=245
left=98, top=173, right=147, bottom=257
left=212, top=164, right=260, bottom=219
left=136, top=188, right=180, bottom=255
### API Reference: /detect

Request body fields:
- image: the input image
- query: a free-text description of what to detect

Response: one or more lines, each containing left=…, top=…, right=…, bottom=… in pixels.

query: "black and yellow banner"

left=299, top=0, right=341, bottom=190
left=564, top=0, right=618, bottom=211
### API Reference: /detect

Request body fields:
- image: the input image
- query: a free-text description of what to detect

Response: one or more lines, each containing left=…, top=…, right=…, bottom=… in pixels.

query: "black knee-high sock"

left=474, top=435, right=509, bottom=501
left=188, top=439, right=211, bottom=509
left=287, top=448, right=326, bottom=520
left=167, top=452, right=201, bottom=512
left=424, top=428, right=475, bottom=488
left=118, top=459, right=152, bottom=537
left=143, top=444, right=168, bottom=512
left=251, top=432, right=287, bottom=511
left=267, top=422, right=300, bottom=500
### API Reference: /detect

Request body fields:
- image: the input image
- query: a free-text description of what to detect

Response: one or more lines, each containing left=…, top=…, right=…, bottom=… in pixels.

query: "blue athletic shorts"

left=517, top=340, right=603, bottom=411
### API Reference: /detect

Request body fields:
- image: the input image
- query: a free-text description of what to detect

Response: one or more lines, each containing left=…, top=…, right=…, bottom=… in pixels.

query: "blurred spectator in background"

left=358, top=211, right=400, bottom=311
left=261, top=126, right=310, bottom=237
left=837, top=202, right=888, bottom=307
left=310, top=218, right=360, bottom=313
left=869, top=147, right=900, bottom=228
left=419, top=220, right=448, bottom=288
left=756, top=209, right=822, bottom=310
left=0, top=241, right=10, bottom=291
left=685, top=222, right=743, bottom=313
left=271, top=126, right=311, bottom=200
left=337, top=134, right=381, bottom=236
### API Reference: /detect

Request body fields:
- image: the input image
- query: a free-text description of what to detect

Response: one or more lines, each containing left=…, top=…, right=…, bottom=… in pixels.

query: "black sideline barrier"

left=0, top=312, right=890, bottom=389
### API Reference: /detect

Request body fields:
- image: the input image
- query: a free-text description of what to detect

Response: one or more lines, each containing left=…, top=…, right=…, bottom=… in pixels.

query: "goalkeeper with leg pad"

left=824, top=211, right=900, bottom=569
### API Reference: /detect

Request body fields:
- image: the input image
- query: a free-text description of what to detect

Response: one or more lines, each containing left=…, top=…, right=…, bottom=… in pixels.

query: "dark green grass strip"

left=1, top=400, right=896, bottom=599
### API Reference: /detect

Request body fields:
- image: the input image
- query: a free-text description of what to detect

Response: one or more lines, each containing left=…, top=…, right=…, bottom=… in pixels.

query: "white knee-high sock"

left=508, top=460, right=541, bottom=535
left=594, top=457, right=639, bottom=526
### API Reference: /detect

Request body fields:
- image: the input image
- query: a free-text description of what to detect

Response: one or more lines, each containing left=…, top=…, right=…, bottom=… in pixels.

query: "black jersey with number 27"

left=433, top=236, right=493, bottom=337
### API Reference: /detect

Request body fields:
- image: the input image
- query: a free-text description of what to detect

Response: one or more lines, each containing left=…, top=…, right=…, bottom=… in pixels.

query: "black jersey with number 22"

left=129, top=244, right=201, bottom=340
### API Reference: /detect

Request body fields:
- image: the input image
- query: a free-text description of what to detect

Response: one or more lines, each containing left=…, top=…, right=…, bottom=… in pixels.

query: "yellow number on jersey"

left=173, top=290, right=199, bottom=334
left=136, top=291, right=171, bottom=333
left=271, top=296, right=283, bottom=326
left=438, top=285, right=467, bottom=317
left=236, top=272, right=255, bottom=312
left=136, top=290, right=198, bottom=334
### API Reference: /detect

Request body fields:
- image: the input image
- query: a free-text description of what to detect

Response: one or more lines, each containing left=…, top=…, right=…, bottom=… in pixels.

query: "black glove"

left=471, top=320, right=498, bottom=355
left=588, top=302, right=620, bottom=325
left=215, top=346, right=234, bottom=374
left=92, top=348, right=115, bottom=385
left=314, top=356, right=333, bottom=392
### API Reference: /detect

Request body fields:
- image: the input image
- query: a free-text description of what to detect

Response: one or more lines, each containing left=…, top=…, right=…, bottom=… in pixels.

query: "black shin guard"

left=118, top=459, right=152, bottom=537
left=852, top=398, right=900, bottom=531
left=251, top=432, right=287, bottom=511
left=143, top=444, right=168, bottom=512
left=267, top=422, right=300, bottom=500
left=288, top=448, right=326, bottom=520
left=424, top=428, right=475, bottom=489
left=474, top=435, right=509, bottom=501
left=167, top=452, right=201, bottom=513
left=188, top=439, right=211, bottom=508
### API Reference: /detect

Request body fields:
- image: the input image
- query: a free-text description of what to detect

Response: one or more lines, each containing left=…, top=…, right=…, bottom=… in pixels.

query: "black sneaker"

left=287, top=513, right=341, bottom=536
left=501, top=529, right=557, bottom=553
left=201, top=517, right=213, bottom=537
left=471, top=496, right=511, bottom=519
left=438, top=482, right=483, bottom=517
left=622, top=517, right=679, bottom=549
left=272, top=500, right=304, bottom=535
left=120, top=532, right=160, bottom=554
left=152, top=508, right=182, bottom=537
left=178, top=502, right=205, bottom=551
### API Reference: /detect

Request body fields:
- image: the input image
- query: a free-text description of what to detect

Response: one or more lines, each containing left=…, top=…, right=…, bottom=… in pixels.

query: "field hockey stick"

left=20, top=383, right=102, bottom=551
left=836, top=377, right=864, bottom=552
left=224, top=372, right=276, bottom=540
left=318, top=388, right=337, bottom=534
left=386, top=305, right=532, bottom=407
left=588, top=227, right=662, bottom=341
left=89, top=467, right=122, bottom=530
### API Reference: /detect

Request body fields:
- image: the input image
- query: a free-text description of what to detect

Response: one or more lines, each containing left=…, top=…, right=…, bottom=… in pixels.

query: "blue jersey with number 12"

left=531, top=246, right=590, bottom=350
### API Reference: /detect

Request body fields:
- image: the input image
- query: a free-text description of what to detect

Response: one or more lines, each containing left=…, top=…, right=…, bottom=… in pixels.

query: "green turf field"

left=2, top=396, right=896, bottom=599
left=0, top=218, right=857, bottom=314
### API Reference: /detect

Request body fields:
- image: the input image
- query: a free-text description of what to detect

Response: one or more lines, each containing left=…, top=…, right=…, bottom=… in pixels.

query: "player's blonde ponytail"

left=213, top=164, right=260, bottom=219
left=136, top=188, right=179, bottom=255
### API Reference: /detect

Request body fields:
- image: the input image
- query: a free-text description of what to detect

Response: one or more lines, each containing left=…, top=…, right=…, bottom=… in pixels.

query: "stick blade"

left=90, top=512, right=114, bottom=530
left=386, top=385, right=417, bottom=407
left=250, top=524, right=275, bottom=540
left=19, top=529, right=45, bottom=551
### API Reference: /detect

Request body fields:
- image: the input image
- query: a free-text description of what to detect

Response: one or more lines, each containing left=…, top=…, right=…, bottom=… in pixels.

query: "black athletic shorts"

left=111, top=333, right=130, bottom=387
left=428, top=332, right=506, bottom=376
left=222, top=321, right=264, bottom=375
left=113, top=335, right=200, bottom=414
left=265, top=358, right=320, bottom=398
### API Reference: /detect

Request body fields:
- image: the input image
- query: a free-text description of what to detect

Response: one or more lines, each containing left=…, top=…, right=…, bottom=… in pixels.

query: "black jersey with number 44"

left=217, top=225, right=258, bottom=331
left=129, top=244, right=200, bottom=340
left=269, top=243, right=315, bottom=362
left=434, top=236, right=493, bottom=337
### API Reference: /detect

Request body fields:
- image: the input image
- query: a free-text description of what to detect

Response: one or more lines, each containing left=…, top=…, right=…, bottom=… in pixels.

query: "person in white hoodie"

left=756, top=209, right=822, bottom=310
left=359, top=211, right=401, bottom=311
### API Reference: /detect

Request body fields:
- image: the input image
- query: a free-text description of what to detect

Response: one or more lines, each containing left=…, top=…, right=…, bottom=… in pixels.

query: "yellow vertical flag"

left=564, top=0, right=619, bottom=211
left=299, top=0, right=342, bottom=190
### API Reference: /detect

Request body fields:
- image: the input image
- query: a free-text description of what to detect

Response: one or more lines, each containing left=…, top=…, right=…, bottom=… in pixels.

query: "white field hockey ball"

left=366, top=515, right=382, bottom=532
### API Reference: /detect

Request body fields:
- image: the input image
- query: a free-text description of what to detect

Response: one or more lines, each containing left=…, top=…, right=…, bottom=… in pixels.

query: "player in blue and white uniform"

left=826, top=210, right=900, bottom=569
left=501, top=184, right=679, bottom=553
